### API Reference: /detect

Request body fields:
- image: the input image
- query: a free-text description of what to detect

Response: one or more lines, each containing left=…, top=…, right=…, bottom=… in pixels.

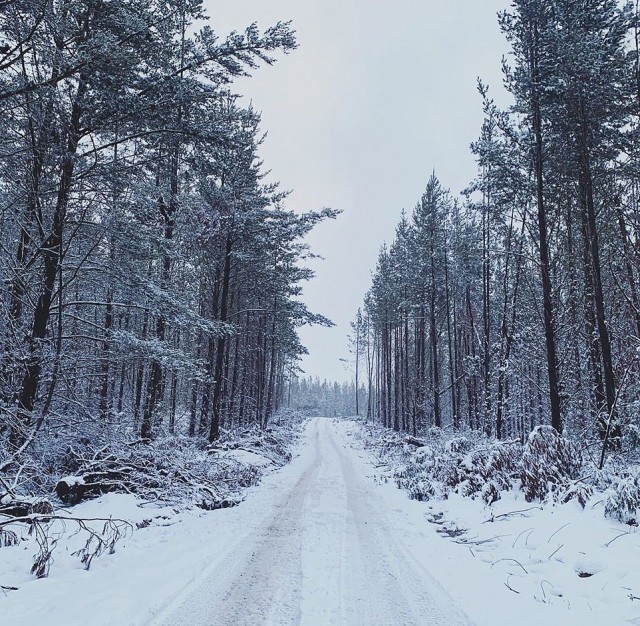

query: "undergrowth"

left=357, top=420, right=639, bottom=523
left=0, top=413, right=303, bottom=579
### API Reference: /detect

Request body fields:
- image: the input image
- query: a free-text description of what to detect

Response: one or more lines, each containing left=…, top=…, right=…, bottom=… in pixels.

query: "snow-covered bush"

left=412, top=445, right=436, bottom=468
left=487, top=443, right=520, bottom=486
left=365, top=418, right=640, bottom=527
left=432, top=452, right=467, bottom=488
left=392, top=443, right=441, bottom=501
left=590, top=460, right=619, bottom=493
left=392, top=433, right=520, bottom=504
left=470, top=441, right=521, bottom=503
left=481, top=481, right=500, bottom=505
left=604, top=466, right=640, bottom=525
left=445, top=437, right=473, bottom=454
left=393, top=453, right=439, bottom=501
left=559, top=481, right=593, bottom=509
left=398, top=472, right=439, bottom=502
left=394, top=424, right=586, bottom=506
left=622, top=423, right=640, bottom=454
left=378, top=434, right=407, bottom=461
left=520, top=426, right=582, bottom=502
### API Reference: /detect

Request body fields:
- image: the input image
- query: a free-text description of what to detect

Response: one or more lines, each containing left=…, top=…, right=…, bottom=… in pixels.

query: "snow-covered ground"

left=341, top=420, right=640, bottom=626
left=153, top=417, right=471, bottom=626
left=1, top=417, right=639, bottom=625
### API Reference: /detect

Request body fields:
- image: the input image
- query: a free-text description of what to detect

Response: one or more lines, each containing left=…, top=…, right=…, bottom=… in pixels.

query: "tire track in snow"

left=210, top=422, right=324, bottom=625
left=152, top=418, right=473, bottom=626
left=324, top=421, right=473, bottom=626
left=150, top=419, right=324, bottom=626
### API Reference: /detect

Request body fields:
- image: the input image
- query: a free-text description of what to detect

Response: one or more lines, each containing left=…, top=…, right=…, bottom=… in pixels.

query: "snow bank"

left=0, top=421, right=303, bottom=623
left=341, top=419, right=640, bottom=625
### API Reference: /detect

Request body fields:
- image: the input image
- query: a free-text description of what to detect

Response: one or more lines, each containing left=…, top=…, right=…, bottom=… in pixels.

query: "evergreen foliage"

left=0, top=1, right=336, bottom=484
left=356, top=0, right=640, bottom=475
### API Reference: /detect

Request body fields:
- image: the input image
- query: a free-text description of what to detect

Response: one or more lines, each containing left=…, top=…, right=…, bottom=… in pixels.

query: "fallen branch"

left=505, top=575, right=520, bottom=594
left=548, top=543, right=563, bottom=559
left=512, top=527, right=534, bottom=548
left=484, top=506, right=543, bottom=523
left=605, top=531, right=633, bottom=548
left=547, top=522, right=571, bottom=543
left=454, top=534, right=509, bottom=546
left=0, top=513, right=132, bottom=529
left=0, top=513, right=132, bottom=578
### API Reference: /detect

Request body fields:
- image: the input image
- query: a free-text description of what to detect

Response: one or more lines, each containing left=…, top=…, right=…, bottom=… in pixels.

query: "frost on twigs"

left=520, top=426, right=582, bottom=503
left=72, top=518, right=130, bottom=570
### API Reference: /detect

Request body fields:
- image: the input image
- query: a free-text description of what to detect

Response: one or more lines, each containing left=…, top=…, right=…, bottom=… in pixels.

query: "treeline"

left=287, top=376, right=366, bottom=418
left=356, top=0, right=640, bottom=445
left=0, top=0, right=334, bottom=456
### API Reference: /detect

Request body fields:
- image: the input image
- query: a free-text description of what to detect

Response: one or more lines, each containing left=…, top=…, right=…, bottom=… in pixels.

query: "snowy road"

left=151, top=418, right=473, bottom=626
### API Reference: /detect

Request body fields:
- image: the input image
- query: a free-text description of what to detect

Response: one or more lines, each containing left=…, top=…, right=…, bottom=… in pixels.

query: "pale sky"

left=208, top=1, right=510, bottom=382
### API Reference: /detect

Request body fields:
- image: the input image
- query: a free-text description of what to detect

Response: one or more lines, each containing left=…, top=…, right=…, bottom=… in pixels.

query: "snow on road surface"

left=150, top=417, right=473, bottom=626
left=7, top=417, right=603, bottom=626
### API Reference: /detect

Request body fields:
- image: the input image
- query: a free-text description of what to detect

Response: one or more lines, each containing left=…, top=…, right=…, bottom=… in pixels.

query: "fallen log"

left=0, top=496, right=53, bottom=518
left=55, top=473, right=125, bottom=505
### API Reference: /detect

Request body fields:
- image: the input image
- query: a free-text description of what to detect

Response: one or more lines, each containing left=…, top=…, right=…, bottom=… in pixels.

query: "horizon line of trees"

left=351, top=0, right=640, bottom=452
left=286, top=375, right=366, bottom=418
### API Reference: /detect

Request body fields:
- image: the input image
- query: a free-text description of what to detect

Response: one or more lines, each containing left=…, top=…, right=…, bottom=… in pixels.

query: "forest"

left=353, top=0, right=640, bottom=461
left=286, top=376, right=367, bottom=418
left=3, top=1, right=640, bottom=624
left=0, top=0, right=338, bottom=480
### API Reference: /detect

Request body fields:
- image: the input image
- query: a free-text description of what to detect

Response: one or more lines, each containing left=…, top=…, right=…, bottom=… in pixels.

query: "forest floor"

left=1, top=417, right=639, bottom=625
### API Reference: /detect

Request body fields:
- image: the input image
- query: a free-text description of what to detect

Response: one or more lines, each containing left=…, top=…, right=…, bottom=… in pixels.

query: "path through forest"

left=149, top=418, right=473, bottom=626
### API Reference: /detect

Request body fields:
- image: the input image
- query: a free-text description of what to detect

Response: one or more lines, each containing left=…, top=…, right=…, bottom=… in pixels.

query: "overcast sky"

left=207, top=1, right=510, bottom=382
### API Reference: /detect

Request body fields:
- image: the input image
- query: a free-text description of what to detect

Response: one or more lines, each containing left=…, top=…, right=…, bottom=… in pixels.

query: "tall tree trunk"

left=98, top=289, right=113, bottom=421
left=444, top=237, right=458, bottom=429
left=580, top=197, right=607, bottom=433
left=393, top=324, right=400, bottom=432
left=209, top=234, right=233, bottom=442
left=529, top=20, right=563, bottom=433
left=430, top=243, right=441, bottom=428
left=482, top=174, right=492, bottom=433
left=577, top=106, right=617, bottom=438
left=263, top=296, right=279, bottom=428
left=495, top=214, right=525, bottom=439
left=12, top=78, right=87, bottom=446
left=616, top=203, right=640, bottom=339
left=141, top=147, right=178, bottom=439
